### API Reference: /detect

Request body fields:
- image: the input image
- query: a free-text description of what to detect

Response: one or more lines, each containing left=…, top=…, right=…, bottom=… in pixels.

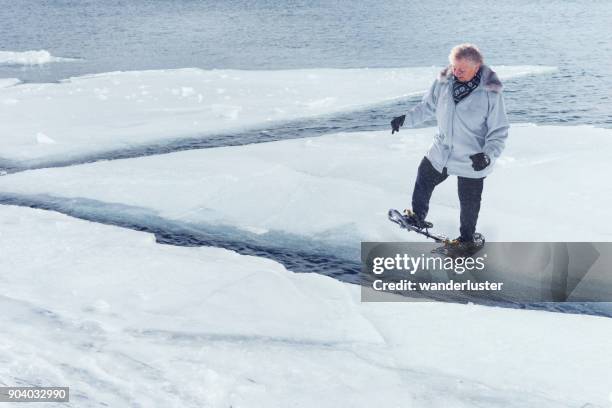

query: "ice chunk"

left=36, top=132, right=56, bottom=144
left=0, top=78, right=20, bottom=88
left=0, top=50, right=78, bottom=65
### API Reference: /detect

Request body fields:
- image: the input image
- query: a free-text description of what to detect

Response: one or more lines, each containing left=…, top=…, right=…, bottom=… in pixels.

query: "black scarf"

left=452, top=67, right=482, bottom=104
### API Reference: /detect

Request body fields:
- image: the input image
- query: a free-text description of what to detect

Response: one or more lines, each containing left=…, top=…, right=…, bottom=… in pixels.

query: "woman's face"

left=452, top=58, right=481, bottom=82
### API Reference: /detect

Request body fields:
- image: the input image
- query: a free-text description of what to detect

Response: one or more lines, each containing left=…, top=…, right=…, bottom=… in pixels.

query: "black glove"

left=390, top=115, right=405, bottom=134
left=469, top=153, right=491, bottom=171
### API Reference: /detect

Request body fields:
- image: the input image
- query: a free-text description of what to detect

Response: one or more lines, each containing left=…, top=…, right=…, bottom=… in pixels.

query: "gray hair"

left=448, top=43, right=484, bottom=65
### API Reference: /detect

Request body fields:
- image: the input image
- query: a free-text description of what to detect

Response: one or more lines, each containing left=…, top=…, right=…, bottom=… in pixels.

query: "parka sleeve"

left=483, top=91, right=510, bottom=160
left=403, top=79, right=439, bottom=127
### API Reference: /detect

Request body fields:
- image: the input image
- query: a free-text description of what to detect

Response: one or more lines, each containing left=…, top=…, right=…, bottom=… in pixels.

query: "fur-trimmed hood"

left=438, top=64, right=503, bottom=92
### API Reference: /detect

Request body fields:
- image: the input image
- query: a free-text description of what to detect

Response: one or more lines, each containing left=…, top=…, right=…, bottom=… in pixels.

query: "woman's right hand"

left=391, top=115, right=405, bottom=134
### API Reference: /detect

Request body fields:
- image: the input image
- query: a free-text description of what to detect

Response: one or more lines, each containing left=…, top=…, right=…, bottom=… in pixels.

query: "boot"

left=446, top=234, right=483, bottom=251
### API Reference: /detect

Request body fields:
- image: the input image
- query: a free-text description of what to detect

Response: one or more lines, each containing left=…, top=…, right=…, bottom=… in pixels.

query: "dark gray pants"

left=411, top=157, right=484, bottom=241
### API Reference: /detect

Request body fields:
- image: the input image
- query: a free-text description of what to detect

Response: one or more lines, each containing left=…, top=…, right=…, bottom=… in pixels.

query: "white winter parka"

left=404, top=64, right=510, bottom=178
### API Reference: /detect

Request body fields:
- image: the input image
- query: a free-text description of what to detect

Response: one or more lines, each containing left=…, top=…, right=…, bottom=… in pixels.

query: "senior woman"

left=391, top=43, right=509, bottom=249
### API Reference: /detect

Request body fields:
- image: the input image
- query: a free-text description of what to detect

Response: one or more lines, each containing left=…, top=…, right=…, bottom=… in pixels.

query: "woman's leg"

left=411, top=157, right=448, bottom=222
left=457, top=176, right=484, bottom=241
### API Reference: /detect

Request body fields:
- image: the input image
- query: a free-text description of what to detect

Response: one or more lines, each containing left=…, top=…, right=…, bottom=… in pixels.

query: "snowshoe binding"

left=401, top=209, right=433, bottom=229
left=388, top=209, right=448, bottom=243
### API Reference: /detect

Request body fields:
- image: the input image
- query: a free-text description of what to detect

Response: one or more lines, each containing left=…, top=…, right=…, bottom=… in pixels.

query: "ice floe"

left=1, top=204, right=610, bottom=407
left=0, top=65, right=556, bottom=165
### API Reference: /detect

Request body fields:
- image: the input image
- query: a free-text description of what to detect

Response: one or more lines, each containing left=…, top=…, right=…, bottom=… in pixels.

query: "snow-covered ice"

left=1, top=204, right=611, bottom=407
left=0, top=65, right=555, bottom=165
left=1, top=62, right=608, bottom=406
left=1, top=124, right=610, bottom=246
left=0, top=50, right=77, bottom=65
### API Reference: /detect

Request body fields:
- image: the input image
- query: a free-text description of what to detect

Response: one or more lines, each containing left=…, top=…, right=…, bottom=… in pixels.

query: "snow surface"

left=0, top=50, right=77, bottom=65
left=0, top=65, right=555, bottom=164
left=1, top=124, right=610, bottom=247
left=1, top=204, right=611, bottom=407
